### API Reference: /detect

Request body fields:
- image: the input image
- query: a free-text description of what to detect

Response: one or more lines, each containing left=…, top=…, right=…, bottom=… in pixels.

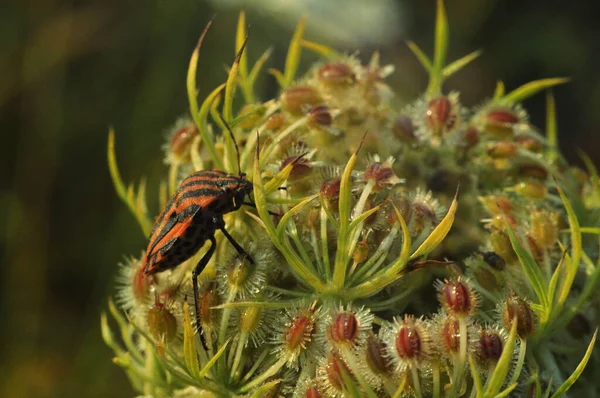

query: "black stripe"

left=177, top=188, right=221, bottom=203
left=191, top=171, right=227, bottom=179
left=150, top=195, right=176, bottom=236
left=179, top=178, right=221, bottom=190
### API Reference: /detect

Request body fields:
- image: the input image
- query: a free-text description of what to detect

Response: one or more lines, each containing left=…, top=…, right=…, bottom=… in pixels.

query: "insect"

left=142, top=118, right=254, bottom=347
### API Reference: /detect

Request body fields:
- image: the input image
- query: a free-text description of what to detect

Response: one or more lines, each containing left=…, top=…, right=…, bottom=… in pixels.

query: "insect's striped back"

left=142, top=169, right=252, bottom=275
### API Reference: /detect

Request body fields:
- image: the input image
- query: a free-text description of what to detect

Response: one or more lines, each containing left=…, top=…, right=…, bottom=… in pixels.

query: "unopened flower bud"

left=364, top=160, right=401, bottom=191
left=198, top=287, right=220, bottom=331
left=352, top=239, right=369, bottom=264
left=265, top=113, right=286, bottom=131
left=515, top=135, right=542, bottom=152
left=365, top=334, right=392, bottom=374
left=426, top=97, right=456, bottom=138
left=476, top=328, right=504, bottom=367
left=530, top=210, right=558, bottom=249
left=489, top=230, right=517, bottom=264
left=169, top=122, right=198, bottom=162
left=238, top=104, right=264, bottom=129
left=320, top=178, right=341, bottom=210
left=441, top=316, right=462, bottom=354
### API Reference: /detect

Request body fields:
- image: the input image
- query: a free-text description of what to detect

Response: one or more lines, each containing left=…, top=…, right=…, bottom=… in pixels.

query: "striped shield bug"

left=142, top=117, right=254, bottom=348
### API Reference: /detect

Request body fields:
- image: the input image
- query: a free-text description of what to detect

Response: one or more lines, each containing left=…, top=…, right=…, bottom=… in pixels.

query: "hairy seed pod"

left=265, top=113, right=286, bottom=131
left=515, top=135, right=543, bottom=152
left=280, top=155, right=312, bottom=182
left=392, top=115, right=417, bottom=142
left=487, top=141, right=518, bottom=159
left=353, top=239, right=369, bottom=264
left=519, top=164, right=548, bottom=180
left=484, top=109, right=519, bottom=138
left=514, top=181, right=547, bottom=200
left=441, top=316, right=462, bottom=354
left=477, top=328, right=504, bottom=366
left=479, top=194, right=513, bottom=216
left=308, top=105, right=333, bottom=127
left=238, top=104, right=264, bottom=129
left=227, top=256, right=253, bottom=289
left=284, top=310, right=316, bottom=353
left=426, top=97, right=455, bottom=137
left=530, top=210, right=558, bottom=249
left=320, top=178, right=341, bottom=210
left=317, top=62, right=356, bottom=86
left=147, top=302, right=177, bottom=342
left=241, top=306, right=262, bottom=334
left=489, top=229, right=518, bottom=264
left=198, top=286, right=220, bottom=331
left=325, top=354, right=353, bottom=392
left=169, top=123, right=199, bottom=161
left=461, top=126, right=480, bottom=150
left=281, top=86, right=323, bottom=115
left=329, top=312, right=360, bottom=345
left=132, top=263, right=150, bottom=304
left=305, top=385, right=323, bottom=398
left=502, top=295, right=536, bottom=339
left=437, top=278, right=477, bottom=316
left=391, top=316, right=430, bottom=362
left=366, top=334, right=392, bottom=374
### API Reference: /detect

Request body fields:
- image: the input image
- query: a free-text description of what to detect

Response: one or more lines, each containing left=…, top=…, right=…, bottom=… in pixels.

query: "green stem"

left=411, top=366, right=423, bottom=398
left=341, top=347, right=378, bottom=398
left=320, top=207, right=331, bottom=281
left=239, top=355, right=288, bottom=393
left=230, top=332, right=248, bottom=382
left=509, top=338, right=527, bottom=387
left=432, top=362, right=440, bottom=398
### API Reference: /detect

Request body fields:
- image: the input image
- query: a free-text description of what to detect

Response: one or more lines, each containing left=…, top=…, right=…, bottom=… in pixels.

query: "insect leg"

left=217, top=223, right=255, bottom=265
left=192, top=235, right=217, bottom=350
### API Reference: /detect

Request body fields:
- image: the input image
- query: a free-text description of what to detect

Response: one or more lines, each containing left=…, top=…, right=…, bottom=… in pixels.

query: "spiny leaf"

left=236, top=11, right=248, bottom=81
left=187, top=19, right=213, bottom=120
left=198, top=337, right=232, bottom=378
left=409, top=188, right=458, bottom=260
left=406, top=41, right=432, bottom=72
left=283, top=15, right=307, bottom=87
left=182, top=300, right=200, bottom=379
left=196, top=84, right=226, bottom=169
left=223, top=34, right=248, bottom=124
left=264, top=154, right=307, bottom=195
left=348, top=203, right=384, bottom=233
left=248, top=47, right=273, bottom=87
left=301, top=39, right=338, bottom=59
left=267, top=68, right=285, bottom=87
left=502, top=78, right=569, bottom=105
left=442, top=49, right=482, bottom=77
left=493, top=81, right=505, bottom=99
left=545, top=90, right=558, bottom=163
left=426, top=0, right=449, bottom=94
left=550, top=329, right=598, bottom=398
left=555, top=184, right=582, bottom=307
left=276, top=195, right=317, bottom=238
left=504, top=219, right=549, bottom=311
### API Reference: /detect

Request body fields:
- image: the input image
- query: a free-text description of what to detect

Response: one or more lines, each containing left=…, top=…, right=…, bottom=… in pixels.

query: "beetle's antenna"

left=219, top=113, right=242, bottom=176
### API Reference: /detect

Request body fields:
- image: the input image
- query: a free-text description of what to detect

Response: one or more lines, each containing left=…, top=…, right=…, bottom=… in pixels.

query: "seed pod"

left=392, top=115, right=416, bottom=142
left=476, top=328, right=504, bottom=367
left=265, top=113, right=286, bottom=131
left=132, top=263, right=150, bottom=304
left=227, top=256, right=253, bottom=289
left=386, top=315, right=431, bottom=367
left=489, top=229, right=518, bottom=264
left=325, top=353, right=353, bottom=393
left=364, top=161, right=401, bottom=191
left=479, top=194, right=513, bottom=216
left=484, top=109, right=520, bottom=138
left=519, top=164, right=548, bottom=180
left=241, top=306, right=263, bottom=335
left=437, top=278, right=477, bottom=316
left=352, top=239, right=369, bottom=264
left=281, top=86, right=323, bottom=115
left=365, top=334, right=392, bottom=374
left=441, top=316, right=462, bottom=354
left=169, top=122, right=199, bottom=162
left=487, top=141, right=518, bottom=159
left=384, top=196, right=412, bottom=227
left=461, top=126, right=480, bottom=150
left=317, top=62, right=356, bottom=86
left=198, top=286, right=220, bottom=331
left=305, top=385, right=323, bottom=398
left=514, top=181, right=547, bottom=200
left=147, top=302, right=177, bottom=342
left=473, top=266, right=500, bottom=291
left=280, top=155, right=312, bottom=182
left=426, top=96, right=456, bottom=138
left=502, top=295, right=536, bottom=339
left=329, top=312, right=360, bottom=345
left=308, top=105, right=333, bottom=127
left=530, top=210, right=558, bottom=249
left=320, top=178, right=341, bottom=210
left=515, top=135, right=542, bottom=152
left=283, top=308, right=317, bottom=354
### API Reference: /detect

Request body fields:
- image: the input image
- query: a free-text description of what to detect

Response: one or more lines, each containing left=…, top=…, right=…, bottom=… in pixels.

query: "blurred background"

left=1, top=0, right=599, bottom=396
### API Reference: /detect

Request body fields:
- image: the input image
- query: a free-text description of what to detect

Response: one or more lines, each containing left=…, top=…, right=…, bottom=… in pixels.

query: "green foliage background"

left=1, top=1, right=600, bottom=397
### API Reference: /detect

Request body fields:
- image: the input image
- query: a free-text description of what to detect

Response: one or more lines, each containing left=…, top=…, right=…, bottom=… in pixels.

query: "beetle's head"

left=219, top=172, right=253, bottom=212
